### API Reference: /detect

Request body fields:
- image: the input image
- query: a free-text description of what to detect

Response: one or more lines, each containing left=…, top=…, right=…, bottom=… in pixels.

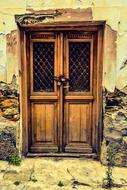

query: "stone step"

left=27, top=152, right=98, bottom=159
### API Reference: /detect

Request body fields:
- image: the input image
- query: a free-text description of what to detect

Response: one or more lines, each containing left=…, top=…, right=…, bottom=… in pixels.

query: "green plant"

left=102, top=143, right=119, bottom=189
left=58, top=181, right=64, bottom=187
left=8, top=155, right=22, bottom=166
left=30, top=175, right=38, bottom=183
left=14, top=181, right=21, bottom=186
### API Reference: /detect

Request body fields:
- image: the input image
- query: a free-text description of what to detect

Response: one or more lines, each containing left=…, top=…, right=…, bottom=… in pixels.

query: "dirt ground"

left=0, top=158, right=127, bottom=190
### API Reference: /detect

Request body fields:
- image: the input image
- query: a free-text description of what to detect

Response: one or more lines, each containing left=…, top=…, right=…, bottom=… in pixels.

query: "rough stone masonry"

left=0, top=75, right=19, bottom=160
left=101, top=87, right=127, bottom=166
left=0, top=0, right=127, bottom=167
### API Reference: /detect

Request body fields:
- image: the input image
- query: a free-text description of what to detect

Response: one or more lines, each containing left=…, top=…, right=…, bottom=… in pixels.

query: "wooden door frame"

left=17, top=19, right=105, bottom=158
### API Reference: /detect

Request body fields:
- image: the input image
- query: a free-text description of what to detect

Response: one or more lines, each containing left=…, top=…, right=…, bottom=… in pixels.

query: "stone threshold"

left=27, top=152, right=98, bottom=159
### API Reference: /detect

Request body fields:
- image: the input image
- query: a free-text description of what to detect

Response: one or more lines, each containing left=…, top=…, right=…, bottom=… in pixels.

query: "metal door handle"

left=54, top=75, right=69, bottom=86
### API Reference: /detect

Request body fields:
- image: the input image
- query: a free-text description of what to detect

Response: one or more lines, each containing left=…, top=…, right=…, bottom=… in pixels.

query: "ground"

left=0, top=158, right=127, bottom=190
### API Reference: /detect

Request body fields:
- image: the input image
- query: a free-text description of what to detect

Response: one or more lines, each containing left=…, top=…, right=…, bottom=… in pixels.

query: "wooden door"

left=29, top=31, right=97, bottom=154
left=63, top=32, right=95, bottom=153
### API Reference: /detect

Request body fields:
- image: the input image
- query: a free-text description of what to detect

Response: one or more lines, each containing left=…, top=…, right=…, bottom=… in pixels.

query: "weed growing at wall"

left=102, top=143, right=119, bottom=189
left=8, top=154, right=21, bottom=166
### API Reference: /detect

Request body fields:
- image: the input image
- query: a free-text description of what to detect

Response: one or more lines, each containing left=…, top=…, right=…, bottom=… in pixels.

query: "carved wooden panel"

left=31, top=33, right=55, bottom=39
left=32, top=103, right=57, bottom=144
left=68, top=103, right=90, bottom=143
left=64, top=102, right=92, bottom=153
left=67, top=32, right=92, bottom=39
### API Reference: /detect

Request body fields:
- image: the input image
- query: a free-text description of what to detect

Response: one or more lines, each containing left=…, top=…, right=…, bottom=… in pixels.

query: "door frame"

left=17, top=20, right=105, bottom=158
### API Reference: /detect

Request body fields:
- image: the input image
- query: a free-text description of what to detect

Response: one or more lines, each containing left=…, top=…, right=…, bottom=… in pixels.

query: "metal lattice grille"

left=69, top=42, right=90, bottom=92
left=33, top=42, right=54, bottom=92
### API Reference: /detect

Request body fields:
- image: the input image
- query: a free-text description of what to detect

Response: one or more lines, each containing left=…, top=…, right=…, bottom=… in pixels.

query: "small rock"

left=104, top=128, right=122, bottom=142
left=123, top=137, right=127, bottom=146
left=0, top=99, right=18, bottom=108
left=115, top=111, right=127, bottom=121
left=2, top=108, right=19, bottom=119
left=12, top=114, right=20, bottom=121
left=0, top=126, right=18, bottom=160
left=0, top=82, right=8, bottom=91
left=121, top=128, right=127, bottom=136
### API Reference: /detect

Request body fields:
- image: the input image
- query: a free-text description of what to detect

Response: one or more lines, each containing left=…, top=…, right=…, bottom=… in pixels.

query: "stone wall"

left=101, top=87, right=127, bottom=166
left=0, top=75, right=19, bottom=160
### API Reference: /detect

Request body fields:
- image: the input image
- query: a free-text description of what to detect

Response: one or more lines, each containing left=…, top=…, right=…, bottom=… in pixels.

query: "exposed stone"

left=2, top=108, right=19, bottom=119
left=101, top=88, right=127, bottom=166
left=121, top=128, right=127, bottom=136
left=0, top=77, right=19, bottom=161
left=0, top=126, right=18, bottom=160
left=123, top=137, right=127, bottom=146
left=115, top=111, right=127, bottom=121
left=0, top=76, right=19, bottom=123
left=0, top=75, right=18, bottom=97
left=104, top=128, right=122, bottom=142
left=0, top=99, right=18, bottom=109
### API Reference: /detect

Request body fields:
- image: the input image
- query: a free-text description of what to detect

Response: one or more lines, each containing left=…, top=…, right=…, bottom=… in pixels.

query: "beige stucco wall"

left=0, top=0, right=127, bottom=92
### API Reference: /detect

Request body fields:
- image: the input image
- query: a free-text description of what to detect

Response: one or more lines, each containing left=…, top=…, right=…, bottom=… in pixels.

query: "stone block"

left=123, top=137, right=127, bottom=146
left=104, top=127, right=122, bottom=142
left=121, top=128, right=127, bottom=136
left=0, top=99, right=18, bottom=108
left=0, top=126, right=18, bottom=160
left=102, top=88, right=127, bottom=166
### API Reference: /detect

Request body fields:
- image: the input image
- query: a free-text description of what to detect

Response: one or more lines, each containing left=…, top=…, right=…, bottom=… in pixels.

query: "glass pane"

left=69, top=42, right=90, bottom=92
left=33, top=42, right=54, bottom=92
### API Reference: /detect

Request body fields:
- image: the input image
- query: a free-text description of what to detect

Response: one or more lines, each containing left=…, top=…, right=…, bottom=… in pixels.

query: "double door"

left=29, top=31, right=96, bottom=154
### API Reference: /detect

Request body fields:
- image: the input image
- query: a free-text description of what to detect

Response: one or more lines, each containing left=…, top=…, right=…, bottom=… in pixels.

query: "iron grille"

left=33, top=42, right=54, bottom=92
left=69, top=42, right=90, bottom=92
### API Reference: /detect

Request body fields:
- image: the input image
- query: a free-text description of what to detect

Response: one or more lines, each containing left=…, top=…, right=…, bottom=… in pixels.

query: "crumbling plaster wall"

left=0, top=0, right=127, bottom=90
left=0, top=0, right=127, bottom=164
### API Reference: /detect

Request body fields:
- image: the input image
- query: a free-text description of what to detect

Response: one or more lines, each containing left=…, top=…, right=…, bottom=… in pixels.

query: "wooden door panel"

left=29, top=32, right=59, bottom=153
left=65, top=102, right=92, bottom=153
left=32, top=103, right=54, bottom=143
left=30, top=102, right=58, bottom=152
left=63, top=32, right=94, bottom=153
left=69, top=104, right=81, bottom=142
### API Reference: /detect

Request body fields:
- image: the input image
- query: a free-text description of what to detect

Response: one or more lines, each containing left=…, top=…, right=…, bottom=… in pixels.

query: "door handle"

left=54, top=75, right=69, bottom=86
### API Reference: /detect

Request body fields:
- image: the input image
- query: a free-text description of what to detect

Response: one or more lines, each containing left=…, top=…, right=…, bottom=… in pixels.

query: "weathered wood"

left=19, top=22, right=104, bottom=157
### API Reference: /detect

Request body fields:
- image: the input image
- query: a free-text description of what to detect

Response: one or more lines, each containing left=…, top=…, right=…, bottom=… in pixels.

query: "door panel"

left=64, top=102, right=92, bottom=153
left=30, top=102, right=58, bottom=153
left=68, top=103, right=91, bottom=143
left=32, top=103, right=56, bottom=143
left=29, top=32, right=59, bottom=153
left=64, top=32, right=94, bottom=153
